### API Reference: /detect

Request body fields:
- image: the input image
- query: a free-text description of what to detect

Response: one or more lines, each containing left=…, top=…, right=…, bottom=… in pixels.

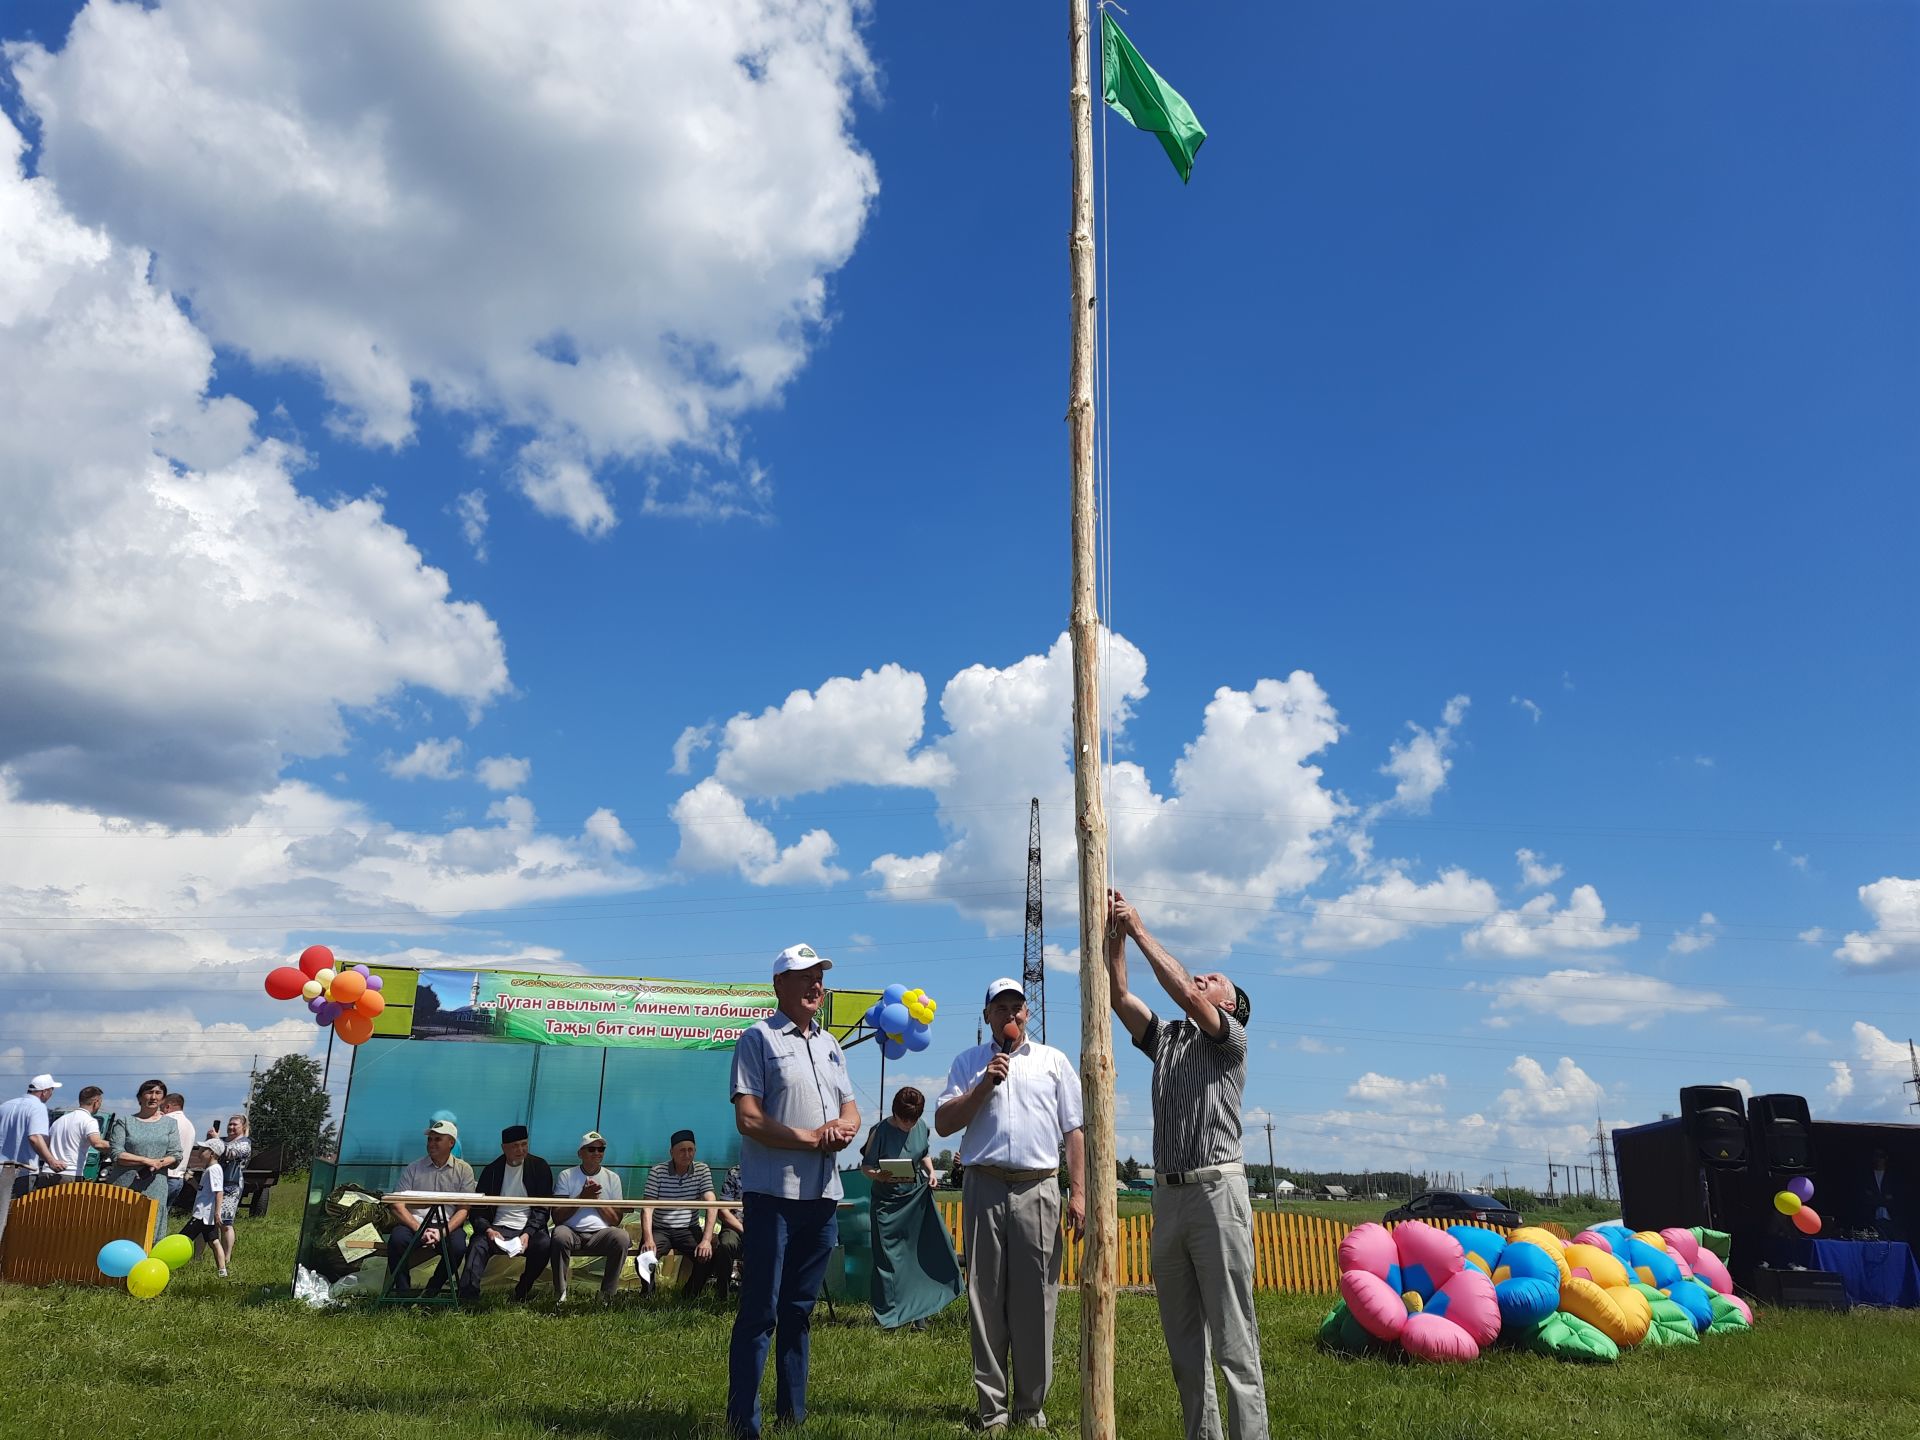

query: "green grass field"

left=4, top=1183, right=1917, bottom=1439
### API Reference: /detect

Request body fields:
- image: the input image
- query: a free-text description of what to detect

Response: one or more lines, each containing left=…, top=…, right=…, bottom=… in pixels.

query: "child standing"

left=183, top=1137, right=229, bottom=1276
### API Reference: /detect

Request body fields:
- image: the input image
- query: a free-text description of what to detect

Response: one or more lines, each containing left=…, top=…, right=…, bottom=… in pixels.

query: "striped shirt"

left=643, top=1161, right=714, bottom=1231
left=1134, top=1011, right=1247, bottom=1175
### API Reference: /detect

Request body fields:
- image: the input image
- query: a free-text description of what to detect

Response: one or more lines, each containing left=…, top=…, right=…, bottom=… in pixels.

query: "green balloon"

left=150, top=1234, right=193, bottom=1270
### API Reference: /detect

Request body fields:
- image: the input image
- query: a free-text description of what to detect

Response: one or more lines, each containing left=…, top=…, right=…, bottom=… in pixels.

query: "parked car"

left=1383, top=1190, right=1523, bottom=1228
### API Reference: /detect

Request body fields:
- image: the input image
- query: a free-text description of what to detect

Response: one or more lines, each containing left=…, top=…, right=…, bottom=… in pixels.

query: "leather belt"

left=973, top=1165, right=1058, bottom=1184
left=1162, top=1161, right=1245, bottom=1187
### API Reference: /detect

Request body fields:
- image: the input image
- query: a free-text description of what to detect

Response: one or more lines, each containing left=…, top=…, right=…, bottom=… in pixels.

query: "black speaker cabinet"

left=1747, top=1266, right=1848, bottom=1310
left=1749, top=1094, right=1814, bottom=1174
left=1680, top=1084, right=1750, bottom=1166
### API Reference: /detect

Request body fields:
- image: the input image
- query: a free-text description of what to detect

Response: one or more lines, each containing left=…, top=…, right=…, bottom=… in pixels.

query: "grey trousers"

left=963, top=1169, right=1061, bottom=1427
left=1151, top=1177, right=1269, bottom=1440
left=550, top=1223, right=632, bottom=1298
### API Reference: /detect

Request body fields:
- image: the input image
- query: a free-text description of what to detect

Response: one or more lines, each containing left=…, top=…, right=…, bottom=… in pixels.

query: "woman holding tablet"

left=858, top=1087, right=962, bottom=1329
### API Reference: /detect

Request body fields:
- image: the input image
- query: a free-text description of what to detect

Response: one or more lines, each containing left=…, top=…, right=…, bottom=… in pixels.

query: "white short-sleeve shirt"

left=555, top=1165, right=623, bottom=1233
left=47, top=1108, right=101, bottom=1177
left=939, top=1038, right=1083, bottom=1169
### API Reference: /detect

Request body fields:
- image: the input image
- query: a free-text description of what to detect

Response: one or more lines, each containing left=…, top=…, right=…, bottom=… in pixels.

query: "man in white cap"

left=936, top=980, right=1085, bottom=1432
left=387, top=1117, right=476, bottom=1296
left=0, top=1074, right=66, bottom=1198
left=726, top=943, right=860, bottom=1439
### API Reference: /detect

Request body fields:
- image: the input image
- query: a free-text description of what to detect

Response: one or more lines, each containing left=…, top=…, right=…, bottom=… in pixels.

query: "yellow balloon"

left=315, top=967, right=336, bottom=986
left=1774, top=1190, right=1802, bottom=1216
left=301, top=980, right=322, bottom=1000
left=126, top=1257, right=171, bottom=1299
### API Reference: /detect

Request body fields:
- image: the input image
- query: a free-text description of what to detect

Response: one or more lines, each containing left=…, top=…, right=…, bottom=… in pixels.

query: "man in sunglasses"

left=387, top=1117, right=476, bottom=1297
left=551, top=1130, right=633, bottom=1301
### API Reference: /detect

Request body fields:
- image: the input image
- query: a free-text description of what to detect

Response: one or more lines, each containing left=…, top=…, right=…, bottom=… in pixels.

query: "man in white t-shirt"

left=550, top=1130, right=632, bottom=1301
left=458, top=1124, right=557, bottom=1302
left=44, top=1086, right=112, bottom=1186
left=162, top=1093, right=197, bottom=1210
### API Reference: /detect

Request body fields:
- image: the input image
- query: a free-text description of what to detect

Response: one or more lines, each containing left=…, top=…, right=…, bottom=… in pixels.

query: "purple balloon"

left=306, top=996, right=327, bottom=1013
left=366, top=974, right=383, bottom=992
left=314, top=1010, right=331, bottom=1027
left=1787, top=1176, right=1815, bottom=1203
left=352, top=964, right=371, bottom=977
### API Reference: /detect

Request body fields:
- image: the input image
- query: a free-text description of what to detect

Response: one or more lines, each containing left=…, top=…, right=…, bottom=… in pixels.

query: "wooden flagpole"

left=1068, top=1, right=1116, bottom=1435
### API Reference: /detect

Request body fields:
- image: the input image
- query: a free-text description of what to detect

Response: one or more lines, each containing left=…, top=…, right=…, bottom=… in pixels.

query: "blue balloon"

left=98, top=1239, right=146, bottom=1278
left=881, top=1037, right=908, bottom=1060
left=880, top=1002, right=910, bottom=1033
left=882, top=984, right=907, bottom=1004
left=902, top=1028, right=931, bottom=1052
left=864, top=1003, right=885, bottom=1029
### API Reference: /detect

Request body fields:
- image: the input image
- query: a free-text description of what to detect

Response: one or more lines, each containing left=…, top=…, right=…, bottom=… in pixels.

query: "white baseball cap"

left=427, top=1118, right=459, bottom=1139
left=198, top=1136, right=226, bottom=1159
left=983, top=978, right=1026, bottom=1006
left=28, top=1073, right=61, bottom=1091
left=773, top=943, right=833, bottom=975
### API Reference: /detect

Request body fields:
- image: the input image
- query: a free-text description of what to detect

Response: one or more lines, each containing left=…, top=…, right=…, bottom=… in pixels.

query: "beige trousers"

left=963, top=1168, right=1062, bottom=1427
left=1151, top=1176, right=1269, bottom=1440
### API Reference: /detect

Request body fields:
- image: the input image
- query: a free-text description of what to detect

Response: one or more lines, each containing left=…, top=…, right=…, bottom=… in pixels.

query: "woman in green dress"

left=858, top=1087, right=962, bottom=1329
left=102, top=1078, right=182, bottom=1244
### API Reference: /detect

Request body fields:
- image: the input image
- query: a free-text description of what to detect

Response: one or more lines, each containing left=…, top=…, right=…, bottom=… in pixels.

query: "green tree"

left=1121, top=1155, right=1142, bottom=1185
left=250, top=1054, right=334, bottom=1171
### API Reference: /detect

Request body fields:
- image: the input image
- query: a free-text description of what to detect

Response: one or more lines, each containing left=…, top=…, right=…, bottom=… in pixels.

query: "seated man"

left=717, top=1163, right=747, bottom=1292
left=641, top=1128, right=740, bottom=1300
left=551, top=1130, right=632, bottom=1302
left=458, top=1124, right=556, bottom=1302
left=387, top=1117, right=476, bottom=1296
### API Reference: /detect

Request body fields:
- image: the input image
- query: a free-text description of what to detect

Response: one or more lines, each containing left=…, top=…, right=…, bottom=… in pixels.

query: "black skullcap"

left=501, top=1124, right=529, bottom=1144
left=1231, top=986, right=1252, bottom=1025
left=671, top=1128, right=696, bottom=1148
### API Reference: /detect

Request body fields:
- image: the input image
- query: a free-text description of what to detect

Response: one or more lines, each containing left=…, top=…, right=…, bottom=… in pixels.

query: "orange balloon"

left=1792, top=1206, right=1822, bottom=1236
left=355, top=989, right=387, bottom=1018
left=334, top=1011, right=374, bottom=1045
left=329, top=970, right=367, bottom=1004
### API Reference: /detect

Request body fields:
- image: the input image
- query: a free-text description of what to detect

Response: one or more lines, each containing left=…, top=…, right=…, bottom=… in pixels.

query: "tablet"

left=876, top=1157, right=916, bottom=1179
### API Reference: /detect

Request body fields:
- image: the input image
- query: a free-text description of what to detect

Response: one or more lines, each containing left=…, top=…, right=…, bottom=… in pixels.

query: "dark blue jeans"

left=387, top=1222, right=469, bottom=1296
left=726, top=1193, right=837, bottom=1437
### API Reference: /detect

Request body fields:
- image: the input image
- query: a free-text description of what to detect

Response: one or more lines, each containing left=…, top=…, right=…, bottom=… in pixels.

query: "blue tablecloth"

left=1780, top=1237, right=1920, bottom=1308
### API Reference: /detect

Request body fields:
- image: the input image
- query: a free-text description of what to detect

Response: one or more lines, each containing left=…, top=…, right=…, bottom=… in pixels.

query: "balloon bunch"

left=864, top=984, right=938, bottom=1061
left=263, top=945, right=386, bottom=1046
left=97, top=1233, right=193, bottom=1299
left=1773, top=1175, right=1821, bottom=1235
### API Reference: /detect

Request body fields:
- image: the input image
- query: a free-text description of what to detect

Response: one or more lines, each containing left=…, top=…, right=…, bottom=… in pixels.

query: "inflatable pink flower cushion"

left=1338, top=1222, right=1501, bottom=1362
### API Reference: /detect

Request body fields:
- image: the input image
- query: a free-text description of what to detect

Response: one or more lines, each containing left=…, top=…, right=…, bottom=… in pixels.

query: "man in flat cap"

left=1106, top=889, right=1268, bottom=1440
left=459, top=1123, right=557, bottom=1302
left=726, top=943, right=860, bottom=1438
left=642, top=1128, right=739, bottom=1300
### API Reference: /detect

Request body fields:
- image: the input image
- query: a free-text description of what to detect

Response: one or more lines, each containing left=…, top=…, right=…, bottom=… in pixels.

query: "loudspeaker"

left=1679, top=1084, right=1749, bottom=1166
left=1749, top=1094, right=1814, bottom=1173
left=1747, top=1267, right=1848, bottom=1310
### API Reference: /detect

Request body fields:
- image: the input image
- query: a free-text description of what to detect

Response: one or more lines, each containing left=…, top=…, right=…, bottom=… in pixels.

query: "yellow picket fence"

left=933, top=1200, right=1559, bottom=1295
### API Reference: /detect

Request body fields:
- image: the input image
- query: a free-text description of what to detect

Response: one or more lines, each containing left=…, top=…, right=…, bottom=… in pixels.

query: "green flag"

left=1101, top=13, right=1207, bottom=183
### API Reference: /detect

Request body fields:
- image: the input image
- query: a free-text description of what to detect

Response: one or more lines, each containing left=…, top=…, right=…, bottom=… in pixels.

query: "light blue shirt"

left=731, top=1014, right=855, bottom=1201
left=0, top=1093, right=51, bottom=1173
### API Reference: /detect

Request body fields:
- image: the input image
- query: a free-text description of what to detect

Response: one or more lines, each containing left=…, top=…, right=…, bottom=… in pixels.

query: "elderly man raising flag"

left=1106, top=889, right=1269, bottom=1440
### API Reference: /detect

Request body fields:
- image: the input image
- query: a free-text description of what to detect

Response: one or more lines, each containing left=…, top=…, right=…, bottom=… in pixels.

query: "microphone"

left=990, top=1020, right=1020, bottom=1085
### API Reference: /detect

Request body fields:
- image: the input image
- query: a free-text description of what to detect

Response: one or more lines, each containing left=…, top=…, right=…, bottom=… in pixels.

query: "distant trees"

left=250, top=1054, right=334, bottom=1171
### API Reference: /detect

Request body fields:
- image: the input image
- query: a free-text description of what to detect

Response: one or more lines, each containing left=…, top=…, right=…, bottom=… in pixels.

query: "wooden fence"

left=933, top=1199, right=1561, bottom=1295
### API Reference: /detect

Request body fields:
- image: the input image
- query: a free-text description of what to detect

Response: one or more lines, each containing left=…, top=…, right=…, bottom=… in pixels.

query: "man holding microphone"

left=1106, top=890, right=1268, bottom=1440
left=936, top=978, right=1085, bottom=1432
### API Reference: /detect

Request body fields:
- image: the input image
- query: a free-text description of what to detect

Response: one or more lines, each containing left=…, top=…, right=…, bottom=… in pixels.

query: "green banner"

left=405, top=967, right=778, bottom=1049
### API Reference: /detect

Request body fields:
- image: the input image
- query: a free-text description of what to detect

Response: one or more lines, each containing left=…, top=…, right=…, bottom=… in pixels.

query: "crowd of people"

left=0, top=1075, right=254, bottom=1277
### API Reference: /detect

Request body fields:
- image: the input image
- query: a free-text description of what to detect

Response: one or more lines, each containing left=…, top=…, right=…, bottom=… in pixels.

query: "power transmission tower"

left=1907, top=1040, right=1920, bottom=1112
left=1546, top=1151, right=1556, bottom=1202
left=1263, top=1117, right=1277, bottom=1211
left=1594, top=1114, right=1614, bottom=1201
left=1020, top=797, right=1047, bottom=1044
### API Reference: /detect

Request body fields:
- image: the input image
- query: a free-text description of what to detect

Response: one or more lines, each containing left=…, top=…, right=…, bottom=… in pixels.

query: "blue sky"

left=2, top=0, right=1915, bottom=1183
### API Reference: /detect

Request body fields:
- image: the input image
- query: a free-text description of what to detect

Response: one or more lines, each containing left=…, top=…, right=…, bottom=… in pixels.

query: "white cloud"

left=1346, top=1071, right=1448, bottom=1115
left=1668, top=911, right=1719, bottom=955
left=1510, top=695, right=1541, bottom=724
left=1723, top=1076, right=1754, bottom=1101
left=1799, top=927, right=1827, bottom=946
left=1835, top=877, right=1920, bottom=970
left=1294, top=1036, right=1346, bottom=1055
left=10, top=0, right=878, bottom=531
left=383, top=737, right=466, bottom=781
left=1372, top=695, right=1469, bottom=816
left=583, top=806, right=634, bottom=855
left=713, top=664, right=953, bottom=798
left=1301, top=867, right=1499, bottom=952
left=1463, top=884, right=1639, bottom=959
left=1846, top=1021, right=1915, bottom=1115
left=1516, top=848, right=1564, bottom=889
left=1693, top=755, right=1715, bottom=769
left=1773, top=840, right=1810, bottom=872
left=670, top=777, right=846, bottom=887
left=1043, top=943, right=1078, bottom=976
left=1496, top=1056, right=1606, bottom=1126
left=1827, top=1061, right=1855, bottom=1103
left=1481, top=968, right=1726, bottom=1029
left=452, top=489, right=489, bottom=561
left=670, top=724, right=716, bottom=777
left=474, top=754, right=531, bottom=792
left=0, top=109, right=509, bottom=827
